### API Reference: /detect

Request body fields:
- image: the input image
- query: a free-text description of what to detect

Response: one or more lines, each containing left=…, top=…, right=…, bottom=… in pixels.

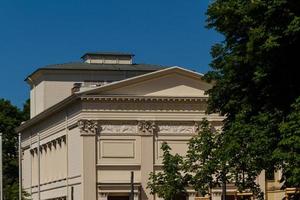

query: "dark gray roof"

left=44, top=62, right=166, bottom=70
left=26, top=62, right=169, bottom=80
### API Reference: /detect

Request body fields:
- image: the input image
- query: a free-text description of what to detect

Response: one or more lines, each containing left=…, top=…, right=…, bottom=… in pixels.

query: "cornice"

left=16, top=96, right=208, bottom=133
left=16, top=94, right=80, bottom=133
left=80, top=95, right=208, bottom=102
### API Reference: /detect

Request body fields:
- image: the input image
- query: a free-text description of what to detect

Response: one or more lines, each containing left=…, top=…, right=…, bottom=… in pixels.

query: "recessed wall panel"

left=101, top=140, right=135, bottom=158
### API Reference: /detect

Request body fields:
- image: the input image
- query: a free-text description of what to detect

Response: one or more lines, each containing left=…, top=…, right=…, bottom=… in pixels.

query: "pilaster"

left=138, top=120, right=157, bottom=200
left=256, top=170, right=266, bottom=200
left=79, top=120, right=98, bottom=200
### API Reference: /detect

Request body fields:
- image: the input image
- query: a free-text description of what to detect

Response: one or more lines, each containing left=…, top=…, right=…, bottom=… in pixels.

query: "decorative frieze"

left=159, top=124, right=193, bottom=134
left=75, top=120, right=218, bottom=135
left=137, top=120, right=157, bottom=134
left=78, top=120, right=99, bottom=135
left=99, top=122, right=137, bottom=134
left=193, top=121, right=220, bottom=133
left=157, top=122, right=201, bottom=134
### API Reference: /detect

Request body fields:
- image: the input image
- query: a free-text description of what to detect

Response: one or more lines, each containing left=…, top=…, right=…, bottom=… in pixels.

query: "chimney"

left=81, top=52, right=134, bottom=64
left=71, top=83, right=82, bottom=94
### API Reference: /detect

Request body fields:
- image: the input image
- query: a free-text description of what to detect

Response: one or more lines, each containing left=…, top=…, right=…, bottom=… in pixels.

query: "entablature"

left=77, top=119, right=222, bottom=136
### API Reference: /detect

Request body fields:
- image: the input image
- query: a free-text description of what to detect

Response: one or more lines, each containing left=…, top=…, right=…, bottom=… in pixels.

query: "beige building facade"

left=18, top=53, right=286, bottom=200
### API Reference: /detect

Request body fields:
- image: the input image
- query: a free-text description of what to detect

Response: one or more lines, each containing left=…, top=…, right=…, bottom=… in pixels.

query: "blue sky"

left=0, top=0, right=222, bottom=108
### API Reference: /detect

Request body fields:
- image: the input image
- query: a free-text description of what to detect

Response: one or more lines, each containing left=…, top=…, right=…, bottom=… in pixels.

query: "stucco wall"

left=103, top=73, right=211, bottom=97
left=29, top=70, right=153, bottom=117
left=21, top=101, right=83, bottom=200
left=68, top=127, right=82, bottom=178
left=79, top=98, right=223, bottom=200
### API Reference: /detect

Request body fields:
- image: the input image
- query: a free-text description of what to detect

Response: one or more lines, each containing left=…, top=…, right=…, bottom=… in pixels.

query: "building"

left=17, top=52, right=286, bottom=200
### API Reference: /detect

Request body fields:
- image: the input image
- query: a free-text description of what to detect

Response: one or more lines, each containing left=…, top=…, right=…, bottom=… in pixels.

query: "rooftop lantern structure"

left=81, top=52, right=134, bottom=64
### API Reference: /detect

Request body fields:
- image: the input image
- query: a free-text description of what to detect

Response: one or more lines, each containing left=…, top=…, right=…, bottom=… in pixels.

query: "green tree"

left=205, top=0, right=300, bottom=197
left=147, top=142, right=188, bottom=200
left=274, top=97, right=300, bottom=188
left=184, top=119, right=233, bottom=199
left=0, top=98, right=30, bottom=200
left=22, top=99, right=30, bottom=121
left=183, top=119, right=218, bottom=197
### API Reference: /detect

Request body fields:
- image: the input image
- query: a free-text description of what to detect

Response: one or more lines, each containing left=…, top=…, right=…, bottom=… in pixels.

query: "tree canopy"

left=0, top=98, right=29, bottom=199
left=147, top=142, right=188, bottom=200
left=205, top=0, right=300, bottom=196
left=183, top=119, right=218, bottom=197
left=274, top=97, right=300, bottom=188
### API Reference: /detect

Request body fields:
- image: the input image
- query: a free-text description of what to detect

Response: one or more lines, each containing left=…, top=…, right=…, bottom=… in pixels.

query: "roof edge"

left=79, top=66, right=206, bottom=95
left=24, top=63, right=167, bottom=82
left=16, top=94, right=79, bottom=133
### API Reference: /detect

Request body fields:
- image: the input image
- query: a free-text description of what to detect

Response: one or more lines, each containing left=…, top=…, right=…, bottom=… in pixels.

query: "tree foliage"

left=0, top=98, right=29, bottom=199
left=22, top=99, right=30, bottom=121
left=147, top=142, right=188, bottom=200
left=274, top=97, right=300, bottom=188
left=205, top=0, right=300, bottom=195
left=183, top=119, right=218, bottom=197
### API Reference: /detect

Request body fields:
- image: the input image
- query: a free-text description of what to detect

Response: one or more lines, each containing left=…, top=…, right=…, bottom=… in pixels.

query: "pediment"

left=81, top=67, right=212, bottom=97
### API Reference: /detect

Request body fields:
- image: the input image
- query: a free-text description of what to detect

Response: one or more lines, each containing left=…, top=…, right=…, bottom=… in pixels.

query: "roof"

left=26, top=62, right=168, bottom=81
left=43, top=62, right=165, bottom=70
left=17, top=67, right=208, bottom=132
left=79, top=66, right=206, bottom=95
left=81, top=52, right=134, bottom=58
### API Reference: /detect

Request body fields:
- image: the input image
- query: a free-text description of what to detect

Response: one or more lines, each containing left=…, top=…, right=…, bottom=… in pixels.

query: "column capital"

left=98, top=193, right=108, bottom=200
left=99, top=193, right=108, bottom=197
left=212, top=192, right=222, bottom=197
left=133, top=192, right=139, bottom=200
left=137, top=120, right=157, bottom=135
left=78, top=120, right=99, bottom=135
left=188, top=192, right=196, bottom=197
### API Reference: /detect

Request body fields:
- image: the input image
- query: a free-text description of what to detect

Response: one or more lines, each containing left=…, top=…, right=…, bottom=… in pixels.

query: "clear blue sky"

left=0, top=0, right=222, bottom=108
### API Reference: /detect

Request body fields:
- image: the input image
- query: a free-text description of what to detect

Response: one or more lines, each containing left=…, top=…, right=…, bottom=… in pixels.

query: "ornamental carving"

left=99, top=193, right=108, bottom=198
left=158, top=122, right=196, bottom=134
left=194, top=121, right=201, bottom=133
left=78, top=120, right=98, bottom=134
left=137, top=121, right=157, bottom=134
left=100, top=123, right=137, bottom=134
left=193, top=121, right=219, bottom=133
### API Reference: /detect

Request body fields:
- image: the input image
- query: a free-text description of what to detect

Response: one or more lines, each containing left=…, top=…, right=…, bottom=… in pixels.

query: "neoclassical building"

left=17, top=52, right=285, bottom=200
